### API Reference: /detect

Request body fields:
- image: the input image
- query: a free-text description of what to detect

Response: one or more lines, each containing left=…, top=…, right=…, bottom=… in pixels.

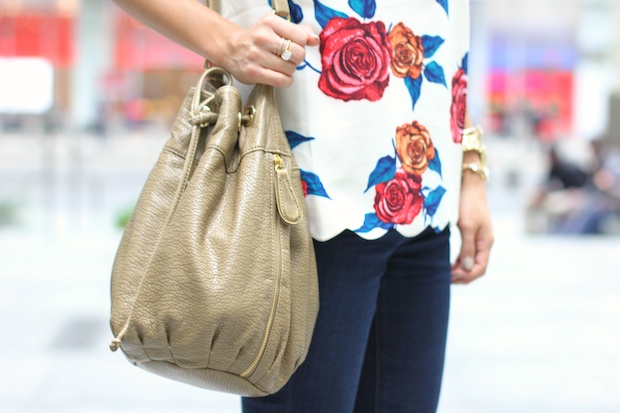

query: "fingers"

left=267, top=14, right=317, bottom=49
left=265, top=16, right=317, bottom=66
left=305, top=31, right=321, bottom=47
left=451, top=245, right=490, bottom=284
left=229, top=14, right=318, bottom=87
left=270, top=36, right=306, bottom=68
left=451, top=224, right=494, bottom=284
left=458, top=225, right=476, bottom=271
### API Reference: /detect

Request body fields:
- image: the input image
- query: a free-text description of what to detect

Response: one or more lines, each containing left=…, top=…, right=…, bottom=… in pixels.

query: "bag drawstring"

left=109, top=324, right=129, bottom=351
left=109, top=120, right=206, bottom=352
left=109, top=71, right=218, bottom=353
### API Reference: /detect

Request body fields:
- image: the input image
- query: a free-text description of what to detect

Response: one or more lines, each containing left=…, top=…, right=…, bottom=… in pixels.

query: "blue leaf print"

left=461, top=52, right=469, bottom=75
left=424, top=186, right=446, bottom=217
left=348, top=0, right=376, bottom=19
left=355, top=213, right=394, bottom=233
left=436, top=0, right=449, bottom=16
left=404, top=76, right=423, bottom=111
left=291, top=1, right=304, bottom=23
left=268, top=0, right=304, bottom=23
left=286, top=131, right=315, bottom=149
left=428, top=147, right=442, bottom=177
left=364, top=155, right=396, bottom=192
left=424, top=61, right=447, bottom=87
left=313, top=0, right=348, bottom=28
left=298, top=59, right=321, bottom=74
left=301, top=170, right=331, bottom=199
left=421, top=35, right=444, bottom=58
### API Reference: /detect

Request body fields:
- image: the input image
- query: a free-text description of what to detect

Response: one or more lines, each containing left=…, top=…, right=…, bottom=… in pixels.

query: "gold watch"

left=461, top=126, right=489, bottom=182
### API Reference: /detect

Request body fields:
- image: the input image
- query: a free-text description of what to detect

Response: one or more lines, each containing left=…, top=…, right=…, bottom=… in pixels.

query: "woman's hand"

left=219, top=14, right=319, bottom=88
left=111, top=0, right=318, bottom=88
left=451, top=168, right=494, bottom=284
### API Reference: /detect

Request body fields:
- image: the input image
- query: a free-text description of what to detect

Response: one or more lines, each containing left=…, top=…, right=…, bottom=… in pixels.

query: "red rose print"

left=319, top=17, right=391, bottom=102
left=450, top=68, right=468, bottom=143
left=301, top=180, right=308, bottom=197
left=374, top=169, right=424, bottom=225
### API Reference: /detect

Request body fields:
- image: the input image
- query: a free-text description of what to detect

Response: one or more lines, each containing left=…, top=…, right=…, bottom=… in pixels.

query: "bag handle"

left=205, top=0, right=291, bottom=19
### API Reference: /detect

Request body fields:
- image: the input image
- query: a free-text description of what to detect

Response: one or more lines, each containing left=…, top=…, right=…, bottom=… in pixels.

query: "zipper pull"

left=273, top=154, right=303, bottom=225
left=274, top=154, right=283, bottom=171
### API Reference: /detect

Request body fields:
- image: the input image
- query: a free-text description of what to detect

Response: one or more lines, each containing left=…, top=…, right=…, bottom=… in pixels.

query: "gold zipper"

left=240, top=155, right=284, bottom=378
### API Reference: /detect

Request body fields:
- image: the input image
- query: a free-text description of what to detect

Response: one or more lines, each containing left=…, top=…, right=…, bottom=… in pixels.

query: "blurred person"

left=546, top=146, right=588, bottom=190
left=529, top=140, right=620, bottom=235
left=526, top=145, right=586, bottom=233
left=110, top=0, right=493, bottom=412
left=582, top=138, right=620, bottom=233
left=554, top=138, right=620, bottom=234
left=590, top=138, right=620, bottom=199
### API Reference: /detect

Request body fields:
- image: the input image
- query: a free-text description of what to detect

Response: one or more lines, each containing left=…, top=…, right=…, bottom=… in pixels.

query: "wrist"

left=462, top=150, right=481, bottom=163
left=197, top=11, right=242, bottom=67
left=217, top=24, right=243, bottom=68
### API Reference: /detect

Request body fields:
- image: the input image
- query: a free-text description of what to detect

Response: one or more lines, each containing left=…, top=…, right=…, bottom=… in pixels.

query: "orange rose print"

left=388, top=23, right=425, bottom=79
left=395, top=121, right=435, bottom=176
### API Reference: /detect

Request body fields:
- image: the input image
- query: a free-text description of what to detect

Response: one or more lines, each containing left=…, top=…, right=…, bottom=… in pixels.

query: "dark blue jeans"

left=243, top=227, right=451, bottom=413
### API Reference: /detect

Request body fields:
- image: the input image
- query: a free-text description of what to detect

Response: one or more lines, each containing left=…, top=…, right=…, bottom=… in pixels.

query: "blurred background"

left=1, top=0, right=619, bottom=412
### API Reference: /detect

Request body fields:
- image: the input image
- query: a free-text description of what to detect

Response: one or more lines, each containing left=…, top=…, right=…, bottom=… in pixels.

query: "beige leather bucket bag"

left=108, top=0, right=319, bottom=396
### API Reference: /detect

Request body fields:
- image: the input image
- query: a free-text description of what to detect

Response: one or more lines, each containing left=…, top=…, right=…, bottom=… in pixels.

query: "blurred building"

left=471, top=0, right=620, bottom=145
left=0, top=0, right=203, bottom=133
left=1, top=0, right=620, bottom=143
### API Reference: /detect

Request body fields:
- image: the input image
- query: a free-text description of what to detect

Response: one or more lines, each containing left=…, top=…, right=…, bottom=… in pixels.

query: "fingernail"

left=462, top=257, right=474, bottom=271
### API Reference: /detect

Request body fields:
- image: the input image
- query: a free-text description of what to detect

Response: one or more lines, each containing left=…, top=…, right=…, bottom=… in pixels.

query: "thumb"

left=458, top=227, right=476, bottom=271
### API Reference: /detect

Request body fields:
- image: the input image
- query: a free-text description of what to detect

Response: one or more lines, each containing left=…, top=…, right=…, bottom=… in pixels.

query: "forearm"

left=453, top=109, right=493, bottom=283
left=111, top=0, right=238, bottom=65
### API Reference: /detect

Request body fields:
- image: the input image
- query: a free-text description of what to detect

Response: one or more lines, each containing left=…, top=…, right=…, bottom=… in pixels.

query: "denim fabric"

left=242, top=227, right=451, bottom=413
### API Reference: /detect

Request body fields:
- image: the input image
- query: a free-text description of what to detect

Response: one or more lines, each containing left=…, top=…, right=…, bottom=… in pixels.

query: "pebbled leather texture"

left=109, top=67, right=319, bottom=397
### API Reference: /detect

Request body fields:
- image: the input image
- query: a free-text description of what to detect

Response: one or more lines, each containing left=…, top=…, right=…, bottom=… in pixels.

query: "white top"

left=222, top=0, right=470, bottom=241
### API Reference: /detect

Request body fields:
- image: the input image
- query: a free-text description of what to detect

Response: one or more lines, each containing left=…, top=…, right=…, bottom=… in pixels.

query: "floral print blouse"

left=222, top=0, right=470, bottom=241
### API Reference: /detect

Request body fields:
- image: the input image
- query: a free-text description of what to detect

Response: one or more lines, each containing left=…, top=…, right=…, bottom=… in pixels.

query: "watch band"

left=462, top=161, right=489, bottom=182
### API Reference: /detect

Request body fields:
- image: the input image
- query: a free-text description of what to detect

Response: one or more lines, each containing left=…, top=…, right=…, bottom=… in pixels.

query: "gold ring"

left=276, top=37, right=286, bottom=57
left=281, top=39, right=293, bottom=61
